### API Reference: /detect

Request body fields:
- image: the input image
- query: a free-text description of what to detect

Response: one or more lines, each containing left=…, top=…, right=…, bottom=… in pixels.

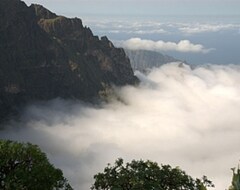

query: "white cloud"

left=105, top=29, right=167, bottom=34
left=83, top=19, right=240, bottom=38
left=85, top=19, right=167, bottom=35
left=1, top=63, right=240, bottom=190
left=130, top=29, right=167, bottom=34
left=119, top=38, right=214, bottom=53
left=179, top=23, right=239, bottom=34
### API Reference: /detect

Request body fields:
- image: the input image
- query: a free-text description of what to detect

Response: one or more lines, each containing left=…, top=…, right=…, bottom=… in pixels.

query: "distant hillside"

left=0, top=0, right=138, bottom=122
left=125, top=49, right=184, bottom=71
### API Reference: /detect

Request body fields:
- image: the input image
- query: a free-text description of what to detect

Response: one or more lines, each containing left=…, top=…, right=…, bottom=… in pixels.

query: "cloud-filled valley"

left=1, top=1, right=240, bottom=189
left=1, top=62, right=240, bottom=189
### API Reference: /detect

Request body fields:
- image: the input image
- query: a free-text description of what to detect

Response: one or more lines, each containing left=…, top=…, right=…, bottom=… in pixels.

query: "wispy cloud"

left=84, top=19, right=240, bottom=37
left=119, top=38, right=214, bottom=53
left=85, top=19, right=168, bottom=35
left=104, top=29, right=167, bottom=34
left=179, top=23, right=239, bottom=34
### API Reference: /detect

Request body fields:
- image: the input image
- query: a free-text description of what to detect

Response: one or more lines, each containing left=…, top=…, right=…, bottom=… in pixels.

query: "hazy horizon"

left=23, top=0, right=240, bottom=65
left=24, top=0, right=240, bottom=17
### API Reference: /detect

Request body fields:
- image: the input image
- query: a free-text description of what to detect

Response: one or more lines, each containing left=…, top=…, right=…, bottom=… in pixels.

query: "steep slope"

left=32, top=4, right=137, bottom=86
left=125, top=49, right=184, bottom=72
left=0, top=0, right=138, bottom=122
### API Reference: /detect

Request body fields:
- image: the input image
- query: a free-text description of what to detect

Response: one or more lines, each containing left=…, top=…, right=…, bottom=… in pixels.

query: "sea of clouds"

left=84, top=18, right=240, bottom=36
left=1, top=62, right=240, bottom=189
left=85, top=18, right=240, bottom=65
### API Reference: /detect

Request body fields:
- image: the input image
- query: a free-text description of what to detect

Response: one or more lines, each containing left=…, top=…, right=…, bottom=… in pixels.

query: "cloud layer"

left=1, top=63, right=240, bottom=190
left=179, top=23, right=239, bottom=34
left=84, top=19, right=240, bottom=36
left=119, top=38, right=214, bottom=53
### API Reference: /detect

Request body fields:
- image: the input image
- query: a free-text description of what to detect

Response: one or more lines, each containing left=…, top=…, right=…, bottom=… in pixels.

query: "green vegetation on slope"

left=0, top=140, right=73, bottom=190
left=91, top=158, right=214, bottom=190
left=229, top=166, right=240, bottom=190
left=1, top=139, right=240, bottom=190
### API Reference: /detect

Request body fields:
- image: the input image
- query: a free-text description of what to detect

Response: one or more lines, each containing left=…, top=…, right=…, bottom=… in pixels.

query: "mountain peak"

left=0, top=0, right=138, bottom=122
left=30, top=4, right=58, bottom=19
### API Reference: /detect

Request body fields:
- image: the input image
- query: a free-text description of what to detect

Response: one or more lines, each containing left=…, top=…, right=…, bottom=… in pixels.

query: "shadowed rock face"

left=0, top=0, right=138, bottom=122
left=125, top=49, right=182, bottom=72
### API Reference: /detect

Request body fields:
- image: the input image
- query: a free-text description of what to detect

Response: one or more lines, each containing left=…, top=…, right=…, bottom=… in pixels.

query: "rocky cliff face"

left=125, top=49, right=182, bottom=72
left=0, top=0, right=138, bottom=122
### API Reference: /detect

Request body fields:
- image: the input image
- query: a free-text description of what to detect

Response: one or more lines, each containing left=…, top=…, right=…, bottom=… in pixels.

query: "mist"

left=1, top=62, right=240, bottom=189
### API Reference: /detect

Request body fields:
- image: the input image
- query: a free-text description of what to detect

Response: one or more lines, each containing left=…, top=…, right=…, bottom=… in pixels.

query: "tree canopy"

left=0, top=140, right=73, bottom=190
left=91, top=158, right=214, bottom=190
left=229, top=166, right=240, bottom=190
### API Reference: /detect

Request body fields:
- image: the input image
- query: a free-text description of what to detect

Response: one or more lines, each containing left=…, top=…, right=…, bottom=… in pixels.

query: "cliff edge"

left=0, top=0, right=138, bottom=122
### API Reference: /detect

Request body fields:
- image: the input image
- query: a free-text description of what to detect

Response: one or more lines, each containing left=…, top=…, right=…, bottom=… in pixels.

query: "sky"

left=24, top=0, right=240, bottom=17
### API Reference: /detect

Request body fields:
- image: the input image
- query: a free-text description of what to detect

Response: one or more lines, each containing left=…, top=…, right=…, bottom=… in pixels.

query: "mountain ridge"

left=125, top=49, right=184, bottom=72
left=0, top=0, right=138, bottom=122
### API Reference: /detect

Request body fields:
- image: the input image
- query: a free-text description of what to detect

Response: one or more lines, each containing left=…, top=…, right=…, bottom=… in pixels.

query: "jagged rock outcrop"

left=0, top=0, right=138, bottom=122
left=125, top=49, right=183, bottom=72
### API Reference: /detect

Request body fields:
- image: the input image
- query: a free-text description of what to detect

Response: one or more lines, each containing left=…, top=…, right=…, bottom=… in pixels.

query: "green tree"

left=0, top=140, right=73, bottom=190
left=91, top=158, right=214, bottom=190
left=229, top=166, right=240, bottom=190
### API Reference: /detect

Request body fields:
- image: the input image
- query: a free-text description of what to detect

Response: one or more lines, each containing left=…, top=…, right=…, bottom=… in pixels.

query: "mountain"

left=0, top=0, right=138, bottom=122
left=125, top=49, right=184, bottom=72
